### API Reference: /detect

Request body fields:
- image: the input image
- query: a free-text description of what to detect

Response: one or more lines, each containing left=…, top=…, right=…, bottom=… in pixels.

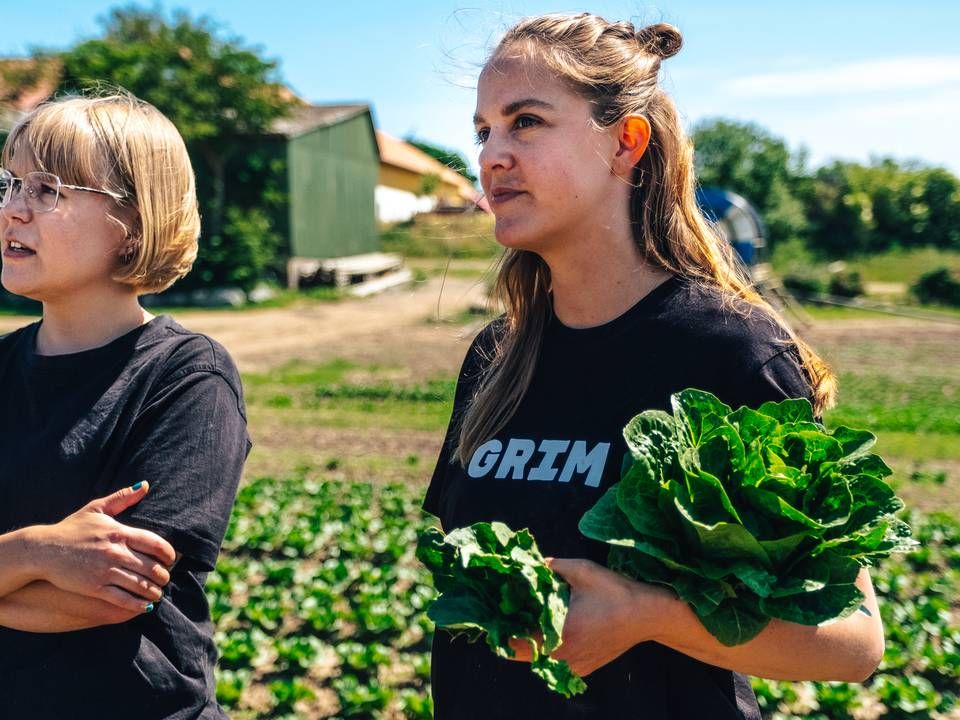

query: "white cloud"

left=725, top=56, right=960, bottom=98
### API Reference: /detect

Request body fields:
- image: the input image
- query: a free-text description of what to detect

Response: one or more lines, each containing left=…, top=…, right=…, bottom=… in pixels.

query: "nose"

left=0, top=182, right=32, bottom=223
left=478, top=130, right=515, bottom=180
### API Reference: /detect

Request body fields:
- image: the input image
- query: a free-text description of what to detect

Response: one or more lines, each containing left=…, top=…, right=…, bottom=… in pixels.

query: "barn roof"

left=268, top=103, right=371, bottom=138
left=0, top=57, right=61, bottom=129
left=375, top=130, right=477, bottom=201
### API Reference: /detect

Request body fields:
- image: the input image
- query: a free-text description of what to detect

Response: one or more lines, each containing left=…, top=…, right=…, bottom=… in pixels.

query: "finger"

left=98, top=584, right=159, bottom=614
left=106, top=568, right=164, bottom=603
left=548, top=557, right=590, bottom=584
left=86, top=482, right=150, bottom=517
left=124, top=550, right=172, bottom=588
left=507, top=637, right=534, bottom=662
left=123, top=528, right=177, bottom=567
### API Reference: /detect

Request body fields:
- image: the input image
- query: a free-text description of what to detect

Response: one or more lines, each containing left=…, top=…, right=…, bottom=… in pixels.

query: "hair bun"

left=635, top=23, right=682, bottom=60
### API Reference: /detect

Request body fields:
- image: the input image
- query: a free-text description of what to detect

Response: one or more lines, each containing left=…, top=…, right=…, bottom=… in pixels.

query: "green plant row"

left=207, top=476, right=958, bottom=718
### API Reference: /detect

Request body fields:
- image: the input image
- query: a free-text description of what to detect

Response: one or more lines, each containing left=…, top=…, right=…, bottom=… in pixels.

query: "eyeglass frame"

left=0, top=168, right=127, bottom=214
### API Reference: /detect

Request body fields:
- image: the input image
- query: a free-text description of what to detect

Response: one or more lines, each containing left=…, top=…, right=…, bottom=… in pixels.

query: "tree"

left=405, top=136, right=477, bottom=184
left=51, top=5, right=296, bottom=291
left=692, top=119, right=808, bottom=248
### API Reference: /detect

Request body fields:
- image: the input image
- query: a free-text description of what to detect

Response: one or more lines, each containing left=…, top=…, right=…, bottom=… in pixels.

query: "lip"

left=488, top=185, right=527, bottom=205
left=2, top=237, right=36, bottom=258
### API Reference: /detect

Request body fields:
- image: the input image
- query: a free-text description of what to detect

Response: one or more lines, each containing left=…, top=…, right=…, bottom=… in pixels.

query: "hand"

left=24, top=483, right=177, bottom=613
left=508, top=557, right=675, bottom=677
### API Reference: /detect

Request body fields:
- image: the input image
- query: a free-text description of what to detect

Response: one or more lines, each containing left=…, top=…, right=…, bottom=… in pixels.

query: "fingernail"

left=131, top=482, right=144, bottom=491
left=144, top=602, right=155, bottom=613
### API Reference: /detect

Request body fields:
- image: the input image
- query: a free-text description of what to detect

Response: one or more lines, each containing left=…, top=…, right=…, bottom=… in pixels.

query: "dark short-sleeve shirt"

left=424, top=275, right=814, bottom=720
left=0, top=315, right=251, bottom=720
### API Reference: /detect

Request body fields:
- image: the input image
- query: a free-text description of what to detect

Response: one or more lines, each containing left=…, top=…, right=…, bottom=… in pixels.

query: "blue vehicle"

left=695, top=187, right=766, bottom=268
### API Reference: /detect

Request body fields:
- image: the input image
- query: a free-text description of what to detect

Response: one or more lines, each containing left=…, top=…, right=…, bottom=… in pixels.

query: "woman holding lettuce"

left=422, top=13, right=884, bottom=719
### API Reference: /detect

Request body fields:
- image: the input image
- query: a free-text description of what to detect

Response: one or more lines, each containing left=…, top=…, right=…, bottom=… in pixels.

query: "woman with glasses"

left=0, top=93, right=250, bottom=719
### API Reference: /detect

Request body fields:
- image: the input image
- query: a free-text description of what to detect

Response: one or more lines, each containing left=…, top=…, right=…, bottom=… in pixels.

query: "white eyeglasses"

left=0, top=168, right=126, bottom=214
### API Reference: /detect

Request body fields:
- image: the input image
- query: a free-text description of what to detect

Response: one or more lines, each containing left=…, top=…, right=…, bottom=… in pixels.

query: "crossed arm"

left=0, top=483, right=176, bottom=633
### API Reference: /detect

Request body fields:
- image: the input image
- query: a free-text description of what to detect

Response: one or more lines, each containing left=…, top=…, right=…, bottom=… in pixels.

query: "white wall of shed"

left=375, top=185, right=436, bottom=223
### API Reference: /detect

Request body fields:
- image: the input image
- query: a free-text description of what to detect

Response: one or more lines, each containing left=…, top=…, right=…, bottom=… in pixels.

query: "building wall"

left=376, top=185, right=435, bottom=223
left=379, top=163, right=474, bottom=215
left=288, top=113, right=380, bottom=259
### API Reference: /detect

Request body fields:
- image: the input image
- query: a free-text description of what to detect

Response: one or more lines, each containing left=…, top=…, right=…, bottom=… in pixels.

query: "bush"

left=180, top=206, right=284, bottom=294
left=828, top=270, right=865, bottom=298
left=783, top=272, right=826, bottom=298
left=912, top=267, right=960, bottom=306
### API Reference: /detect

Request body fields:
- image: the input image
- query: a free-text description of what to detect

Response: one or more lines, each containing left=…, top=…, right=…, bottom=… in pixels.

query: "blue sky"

left=5, top=1, right=960, bottom=175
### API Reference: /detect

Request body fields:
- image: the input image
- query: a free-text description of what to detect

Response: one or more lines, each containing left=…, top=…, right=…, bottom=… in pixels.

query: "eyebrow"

left=473, top=98, right=556, bottom=125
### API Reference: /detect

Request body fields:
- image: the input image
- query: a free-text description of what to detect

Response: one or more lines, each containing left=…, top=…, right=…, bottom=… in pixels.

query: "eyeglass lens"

left=0, top=171, right=60, bottom=212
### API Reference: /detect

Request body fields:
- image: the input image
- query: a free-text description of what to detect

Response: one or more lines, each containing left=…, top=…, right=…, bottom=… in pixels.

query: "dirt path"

left=0, top=275, right=488, bottom=375
left=4, top=290, right=956, bottom=378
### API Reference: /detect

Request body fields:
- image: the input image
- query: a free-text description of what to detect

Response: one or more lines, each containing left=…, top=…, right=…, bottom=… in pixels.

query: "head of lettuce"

left=579, top=389, right=915, bottom=646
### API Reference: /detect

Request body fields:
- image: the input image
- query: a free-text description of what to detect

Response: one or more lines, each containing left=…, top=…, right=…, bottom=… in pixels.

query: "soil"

left=0, top=275, right=488, bottom=377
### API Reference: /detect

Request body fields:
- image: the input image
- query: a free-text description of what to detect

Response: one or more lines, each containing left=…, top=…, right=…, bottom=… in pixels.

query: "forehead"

left=3, top=112, right=108, bottom=188
left=2, top=137, right=40, bottom=175
left=476, top=52, right=582, bottom=117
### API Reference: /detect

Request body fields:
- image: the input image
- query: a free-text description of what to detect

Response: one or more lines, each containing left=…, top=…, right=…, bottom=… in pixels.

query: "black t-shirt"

left=0, top=315, right=251, bottom=720
left=424, top=275, right=814, bottom=720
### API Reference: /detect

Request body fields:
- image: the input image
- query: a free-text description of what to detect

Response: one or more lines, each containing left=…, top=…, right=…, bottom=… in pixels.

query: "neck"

left=541, top=220, right=672, bottom=329
left=37, top=287, right=153, bottom=355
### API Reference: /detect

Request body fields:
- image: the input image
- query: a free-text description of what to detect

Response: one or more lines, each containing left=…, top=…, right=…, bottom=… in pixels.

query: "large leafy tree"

left=51, top=6, right=295, bottom=290
left=692, top=119, right=808, bottom=249
left=405, top=136, right=477, bottom=184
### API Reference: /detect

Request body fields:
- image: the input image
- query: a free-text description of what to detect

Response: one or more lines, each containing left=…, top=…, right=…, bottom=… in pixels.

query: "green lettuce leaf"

left=580, top=388, right=913, bottom=646
left=416, top=521, right=586, bottom=697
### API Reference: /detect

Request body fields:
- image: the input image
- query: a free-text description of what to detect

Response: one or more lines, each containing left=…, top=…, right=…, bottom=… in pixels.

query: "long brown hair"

left=456, top=13, right=836, bottom=464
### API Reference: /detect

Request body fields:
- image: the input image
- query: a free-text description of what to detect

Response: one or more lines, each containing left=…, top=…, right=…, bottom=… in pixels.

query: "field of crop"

left=204, top=298, right=959, bottom=719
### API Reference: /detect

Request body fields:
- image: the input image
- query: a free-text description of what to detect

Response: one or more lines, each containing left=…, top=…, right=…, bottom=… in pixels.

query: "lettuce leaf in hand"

left=580, top=389, right=916, bottom=646
left=416, top=521, right=587, bottom=697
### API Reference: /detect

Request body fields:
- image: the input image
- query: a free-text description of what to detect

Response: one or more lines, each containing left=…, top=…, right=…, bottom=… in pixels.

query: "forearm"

left=0, top=527, right=41, bottom=598
left=0, top=581, right=138, bottom=633
left=647, top=570, right=884, bottom=683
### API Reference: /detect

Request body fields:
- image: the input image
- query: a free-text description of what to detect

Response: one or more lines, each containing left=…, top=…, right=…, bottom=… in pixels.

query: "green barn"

left=268, top=104, right=381, bottom=265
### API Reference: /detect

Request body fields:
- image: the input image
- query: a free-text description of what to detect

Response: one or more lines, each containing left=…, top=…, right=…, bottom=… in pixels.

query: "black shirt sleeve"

left=114, top=368, right=251, bottom=571
left=734, top=346, right=815, bottom=409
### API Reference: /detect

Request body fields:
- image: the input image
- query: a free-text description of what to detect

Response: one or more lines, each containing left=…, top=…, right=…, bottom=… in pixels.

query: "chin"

left=1, top=271, right=44, bottom=303
left=493, top=217, right=550, bottom=253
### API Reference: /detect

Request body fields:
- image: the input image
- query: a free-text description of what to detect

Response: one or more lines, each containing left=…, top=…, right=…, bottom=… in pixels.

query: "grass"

left=825, top=372, right=959, bottom=435
left=380, top=213, right=500, bottom=259
left=843, top=247, right=960, bottom=284
left=243, top=359, right=455, bottom=436
left=802, top=302, right=960, bottom=321
left=146, top=286, right=344, bottom=315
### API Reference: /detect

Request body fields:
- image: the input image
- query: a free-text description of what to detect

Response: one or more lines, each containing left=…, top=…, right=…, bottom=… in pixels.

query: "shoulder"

left=460, top=316, right=507, bottom=376
left=0, top=322, right=38, bottom=353
left=649, top=278, right=813, bottom=407
left=657, top=278, right=794, bottom=374
left=137, top=316, right=245, bottom=407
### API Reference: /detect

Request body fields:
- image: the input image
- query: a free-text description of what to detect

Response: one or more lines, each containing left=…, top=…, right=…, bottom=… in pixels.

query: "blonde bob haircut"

left=2, top=91, right=200, bottom=294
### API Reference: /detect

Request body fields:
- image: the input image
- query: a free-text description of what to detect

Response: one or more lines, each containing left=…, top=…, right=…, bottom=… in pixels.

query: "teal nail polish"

left=131, top=482, right=144, bottom=491
left=145, top=602, right=155, bottom=613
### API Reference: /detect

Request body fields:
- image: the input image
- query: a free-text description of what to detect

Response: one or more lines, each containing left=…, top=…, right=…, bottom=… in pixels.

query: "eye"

left=474, top=127, right=490, bottom=145
left=514, top=115, right=541, bottom=130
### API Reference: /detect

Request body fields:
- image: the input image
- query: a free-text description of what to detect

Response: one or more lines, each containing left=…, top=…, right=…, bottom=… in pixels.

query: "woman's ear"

left=612, top=115, right=651, bottom=177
